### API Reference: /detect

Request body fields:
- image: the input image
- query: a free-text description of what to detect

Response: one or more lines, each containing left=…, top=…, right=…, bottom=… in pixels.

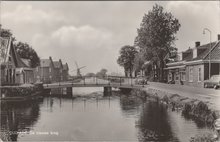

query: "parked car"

left=135, top=76, right=148, bottom=85
left=167, top=80, right=175, bottom=84
left=204, top=75, right=220, bottom=89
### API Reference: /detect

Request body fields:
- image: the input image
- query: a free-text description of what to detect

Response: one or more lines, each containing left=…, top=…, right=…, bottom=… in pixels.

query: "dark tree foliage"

left=117, top=45, right=138, bottom=77
left=134, top=4, right=180, bottom=81
left=0, top=28, right=16, bottom=41
left=14, top=42, right=40, bottom=68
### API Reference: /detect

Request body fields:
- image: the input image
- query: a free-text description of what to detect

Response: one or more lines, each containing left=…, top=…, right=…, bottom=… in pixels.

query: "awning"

left=164, top=65, right=186, bottom=70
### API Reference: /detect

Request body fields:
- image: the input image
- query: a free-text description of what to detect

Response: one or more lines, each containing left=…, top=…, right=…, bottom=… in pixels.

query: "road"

left=147, top=82, right=220, bottom=111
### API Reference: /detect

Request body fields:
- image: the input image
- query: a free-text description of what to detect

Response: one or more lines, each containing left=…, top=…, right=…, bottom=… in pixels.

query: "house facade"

left=165, top=35, right=220, bottom=87
left=0, top=37, right=34, bottom=85
left=53, top=59, right=63, bottom=82
left=34, top=56, right=55, bottom=83
left=62, top=63, right=69, bottom=81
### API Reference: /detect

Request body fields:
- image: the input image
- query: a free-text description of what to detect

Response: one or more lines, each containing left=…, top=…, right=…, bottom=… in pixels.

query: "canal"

left=0, top=88, right=212, bottom=141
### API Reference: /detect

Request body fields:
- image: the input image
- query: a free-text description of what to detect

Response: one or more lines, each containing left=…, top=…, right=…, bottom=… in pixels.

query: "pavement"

left=146, top=81, right=220, bottom=111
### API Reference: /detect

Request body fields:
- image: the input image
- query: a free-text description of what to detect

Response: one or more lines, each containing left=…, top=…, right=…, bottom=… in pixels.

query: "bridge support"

left=104, top=87, right=112, bottom=96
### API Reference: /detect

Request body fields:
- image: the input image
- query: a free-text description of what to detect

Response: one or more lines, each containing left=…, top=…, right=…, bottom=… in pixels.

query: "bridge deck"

left=43, top=77, right=146, bottom=89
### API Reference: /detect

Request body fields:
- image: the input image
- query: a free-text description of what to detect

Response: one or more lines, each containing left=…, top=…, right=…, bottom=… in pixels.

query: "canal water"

left=0, top=88, right=212, bottom=141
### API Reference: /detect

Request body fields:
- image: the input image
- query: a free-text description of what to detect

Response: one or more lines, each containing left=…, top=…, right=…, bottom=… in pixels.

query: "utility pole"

left=203, top=28, right=212, bottom=79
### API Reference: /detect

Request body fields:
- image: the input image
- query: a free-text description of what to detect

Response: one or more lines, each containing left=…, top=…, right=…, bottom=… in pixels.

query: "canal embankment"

left=129, top=87, right=219, bottom=141
left=0, top=84, right=43, bottom=101
left=144, top=87, right=219, bottom=125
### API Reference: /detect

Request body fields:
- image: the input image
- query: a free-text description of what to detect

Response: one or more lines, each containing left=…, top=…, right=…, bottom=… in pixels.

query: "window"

left=181, top=72, right=186, bottom=81
left=198, top=68, right=201, bottom=82
left=49, top=67, right=52, bottom=73
left=189, top=67, right=193, bottom=82
left=175, top=72, right=179, bottom=81
left=169, top=73, right=172, bottom=81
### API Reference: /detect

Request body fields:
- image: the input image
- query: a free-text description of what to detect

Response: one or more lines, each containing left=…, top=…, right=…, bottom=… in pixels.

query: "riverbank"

left=0, top=84, right=43, bottom=101
left=131, top=88, right=219, bottom=125
left=129, top=87, right=219, bottom=141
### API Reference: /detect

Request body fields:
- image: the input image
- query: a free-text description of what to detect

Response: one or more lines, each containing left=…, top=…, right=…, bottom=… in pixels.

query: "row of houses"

left=165, top=34, right=220, bottom=87
left=0, top=36, right=69, bottom=85
left=34, top=57, right=69, bottom=83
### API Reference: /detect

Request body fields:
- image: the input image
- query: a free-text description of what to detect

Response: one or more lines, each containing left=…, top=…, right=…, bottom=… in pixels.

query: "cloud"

left=165, top=1, right=220, bottom=51
left=1, top=1, right=219, bottom=74
left=31, top=25, right=121, bottom=74
left=51, top=25, right=113, bottom=50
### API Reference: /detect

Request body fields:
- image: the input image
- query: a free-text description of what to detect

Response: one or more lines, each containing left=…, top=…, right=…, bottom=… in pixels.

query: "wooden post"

left=104, top=87, right=112, bottom=96
left=67, top=87, right=72, bottom=97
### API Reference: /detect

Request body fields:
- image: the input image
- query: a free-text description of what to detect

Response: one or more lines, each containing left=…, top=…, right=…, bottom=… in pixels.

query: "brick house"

left=53, top=59, right=63, bottom=82
left=62, top=63, right=69, bottom=81
left=0, top=37, right=34, bottom=85
left=165, top=35, right=220, bottom=87
left=34, top=56, right=55, bottom=83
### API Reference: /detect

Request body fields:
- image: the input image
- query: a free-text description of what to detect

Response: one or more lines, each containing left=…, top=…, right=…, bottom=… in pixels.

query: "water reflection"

left=0, top=91, right=211, bottom=141
left=137, top=101, right=179, bottom=142
left=0, top=100, right=42, bottom=141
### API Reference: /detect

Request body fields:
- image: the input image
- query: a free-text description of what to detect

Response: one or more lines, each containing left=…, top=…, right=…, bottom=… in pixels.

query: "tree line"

left=117, top=4, right=181, bottom=82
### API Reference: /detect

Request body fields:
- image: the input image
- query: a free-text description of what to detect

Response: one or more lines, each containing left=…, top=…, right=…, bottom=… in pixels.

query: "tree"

left=134, top=4, right=180, bottom=81
left=117, top=45, right=138, bottom=77
left=14, top=42, right=40, bottom=68
left=96, top=68, right=108, bottom=78
left=0, top=28, right=16, bottom=41
left=85, top=72, right=95, bottom=77
left=134, top=52, right=146, bottom=76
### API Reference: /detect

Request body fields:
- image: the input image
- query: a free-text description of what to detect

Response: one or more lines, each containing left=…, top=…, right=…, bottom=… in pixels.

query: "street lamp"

left=203, top=28, right=212, bottom=79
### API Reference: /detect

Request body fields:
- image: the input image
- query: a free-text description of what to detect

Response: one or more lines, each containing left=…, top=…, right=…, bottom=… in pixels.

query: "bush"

left=190, top=132, right=215, bottom=142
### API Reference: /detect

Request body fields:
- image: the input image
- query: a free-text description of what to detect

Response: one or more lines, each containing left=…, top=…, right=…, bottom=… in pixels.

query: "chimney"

left=195, top=41, right=200, bottom=47
left=49, top=56, right=52, bottom=60
left=218, top=34, right=220, bottom=41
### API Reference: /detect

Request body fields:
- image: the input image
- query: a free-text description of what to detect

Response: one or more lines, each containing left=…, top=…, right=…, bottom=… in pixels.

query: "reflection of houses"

left=0, top=37, right=34, bottom=85
left=34, top=56, right=55, bottom=83
left=1, top=101, right=41, bottom=141
left=165, top=35, right=220, bottom=87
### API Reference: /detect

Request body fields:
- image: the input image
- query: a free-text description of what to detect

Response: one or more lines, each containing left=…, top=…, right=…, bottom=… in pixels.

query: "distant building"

left=34, top=56, right=55, bottom=83
left=53, top=59, right=63, bottom=82
left=0, top=37, right=34, bottom=85
left=62, top=63, right=69, bottom=81
left=165, top=35, right=220, bottom=87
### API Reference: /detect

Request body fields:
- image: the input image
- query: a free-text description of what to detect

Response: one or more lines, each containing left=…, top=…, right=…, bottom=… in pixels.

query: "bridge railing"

left=40, top=75, right=146, bottom=87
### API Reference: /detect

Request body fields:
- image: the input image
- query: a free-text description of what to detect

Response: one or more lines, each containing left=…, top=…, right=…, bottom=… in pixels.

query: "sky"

left=0, top=1, right=220, bottom=75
